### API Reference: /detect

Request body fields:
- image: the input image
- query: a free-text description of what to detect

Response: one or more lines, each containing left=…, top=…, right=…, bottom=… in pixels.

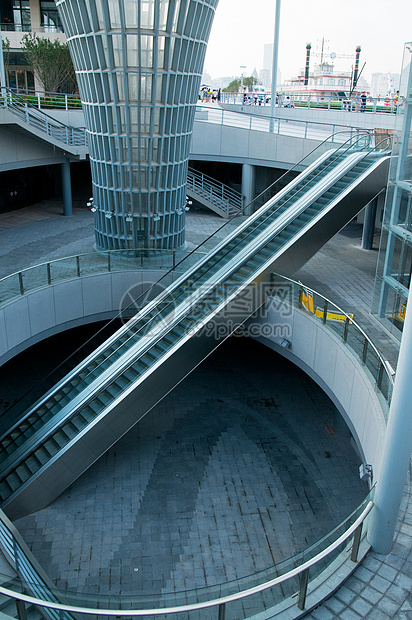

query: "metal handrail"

left=194, top=104, right=374, bottom=143
left=0, top=248, right=208, bottom=308
left=271, top=273, right=395, bottom=411
left=220, top=90, right=401, bottom=114
left=0, top=500, right=373, bottom=617
left=0, top=88, right=87, bottom=147
left=186, top=167, right=244, bottom=215
left=1, top=87, right=375, bottom=145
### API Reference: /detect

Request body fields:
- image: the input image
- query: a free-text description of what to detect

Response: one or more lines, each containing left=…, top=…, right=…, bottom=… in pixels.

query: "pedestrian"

left=361, top=92, right=367, bottom=112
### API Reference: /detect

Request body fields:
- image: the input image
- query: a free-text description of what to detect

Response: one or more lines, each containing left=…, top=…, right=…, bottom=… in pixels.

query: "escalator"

left=0, top=133, right=390, bottom=519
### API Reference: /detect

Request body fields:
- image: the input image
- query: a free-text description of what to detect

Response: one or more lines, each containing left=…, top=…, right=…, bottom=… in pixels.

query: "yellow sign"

left=300, top=288, right=353, bottom=322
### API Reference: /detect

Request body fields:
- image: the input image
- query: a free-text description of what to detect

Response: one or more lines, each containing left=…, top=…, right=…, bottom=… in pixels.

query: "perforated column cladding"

left=56, top=0, right=219, bottom=250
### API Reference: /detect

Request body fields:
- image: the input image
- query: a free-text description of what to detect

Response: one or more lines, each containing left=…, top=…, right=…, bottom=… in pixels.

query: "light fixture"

left=153, top=213, right=161, bottom=222
left=126, top=213, right=133, bottom=222
left=277, top=338, right=291, bottom=349
left=105, top=211, right=114, bottom=219
left=90, top=206, right=97, bottom=213
left=359, top=464, right=373, bottom=481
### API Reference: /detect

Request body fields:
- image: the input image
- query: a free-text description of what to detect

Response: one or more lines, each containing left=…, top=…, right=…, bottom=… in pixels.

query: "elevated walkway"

left=0, top=132, right=390, bottom=520
left=0, top=90, right=88, bottom=159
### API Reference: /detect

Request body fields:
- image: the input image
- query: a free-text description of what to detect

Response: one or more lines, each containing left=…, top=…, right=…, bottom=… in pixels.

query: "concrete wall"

left=189, top=121, right=327, bottom=170
left=249, top=299, right=387, bottom=483
left=0, top=270, right=176, bottom=365
left=0, top=107, right=330, bottom=173
left=0, top=119, right=67, bottom=170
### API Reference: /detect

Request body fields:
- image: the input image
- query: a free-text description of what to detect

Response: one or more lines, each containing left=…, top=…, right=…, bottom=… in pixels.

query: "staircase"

left=186, top=167, right=244, bottom=217
left=0, top=89, right=87, bottom=157
left=0, top=134, right=390, bottom=520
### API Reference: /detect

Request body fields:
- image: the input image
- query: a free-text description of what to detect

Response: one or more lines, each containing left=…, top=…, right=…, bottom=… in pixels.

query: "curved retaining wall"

left=249, top=298, right=387, bottom=483
left=0, top=270, right=173, bottom=365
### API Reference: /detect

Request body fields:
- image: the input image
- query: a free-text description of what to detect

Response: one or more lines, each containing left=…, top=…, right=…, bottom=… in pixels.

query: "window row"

left=57, top=0, right=216, bottom=39
left=78, top=70, right=200, bottom=108
left=90, top=159, right=189, bottom=192
left=88, top=133, right=191, bottom=166
left=83, top=101, right=196, bottom=137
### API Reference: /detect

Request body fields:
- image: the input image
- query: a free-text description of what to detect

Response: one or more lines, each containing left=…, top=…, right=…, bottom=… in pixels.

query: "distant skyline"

left=204, top=0, right=412, bottom=85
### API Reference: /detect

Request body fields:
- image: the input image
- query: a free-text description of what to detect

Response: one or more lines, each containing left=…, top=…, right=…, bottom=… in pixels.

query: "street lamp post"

left=270, top=0, right=281, bottom=132
left=240, top=65, right=246, bottom=104
left=0, top=28, right=7, bottom=100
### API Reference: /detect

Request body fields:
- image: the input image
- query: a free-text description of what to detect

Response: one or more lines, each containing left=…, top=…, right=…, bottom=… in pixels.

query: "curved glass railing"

left=0, top=488, right=374, bottom=619
left=0, top=248, right=208, bottom=308
left=270, top=274, right=395, bottom=414
left=0, top=131, right=391, bottom=506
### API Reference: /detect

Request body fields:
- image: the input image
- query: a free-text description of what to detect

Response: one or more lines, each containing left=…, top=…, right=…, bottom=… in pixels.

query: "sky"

left=203, top=0, right=412, bottom=86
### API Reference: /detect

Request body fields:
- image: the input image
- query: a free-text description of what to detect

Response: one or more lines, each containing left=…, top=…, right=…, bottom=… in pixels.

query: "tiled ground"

left=11, top=338, right=366, bottom=602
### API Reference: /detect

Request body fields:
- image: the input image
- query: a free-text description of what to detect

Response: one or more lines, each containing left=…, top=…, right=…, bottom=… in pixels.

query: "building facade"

left=0, top=0, right=66, bottom=91
left=373, top=43, right=412, bottom=337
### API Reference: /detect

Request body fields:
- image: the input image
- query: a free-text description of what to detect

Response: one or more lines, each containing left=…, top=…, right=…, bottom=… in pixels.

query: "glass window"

left=12, top=0, right=30, bottom=32
left=126, top=35, right=139, bottom=67
left=124, top=1, right=138, bottom=28
left=126, top=73, right=137, bottom=101
left=108, top=0, right=121, bottom=28
left=40, top=0, right=63, bottom=32
left=141, top=0, right=155, bottom=28
left=159, top=0, right=170, bottom=30
left=141, top=35, right=153, bottom=68
left=111, top=34, right=123, bottom=68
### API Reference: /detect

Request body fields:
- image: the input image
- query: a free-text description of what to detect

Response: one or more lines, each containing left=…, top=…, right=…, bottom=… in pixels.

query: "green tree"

left=1, top=37, right=10, bottom=86
left=223, top=78, right=241, bottom=93
left=21, top=33, right=77, bottom=94
left=222, top=76, right=261, bottom=93
left=243, top=76, right=260, bottom=91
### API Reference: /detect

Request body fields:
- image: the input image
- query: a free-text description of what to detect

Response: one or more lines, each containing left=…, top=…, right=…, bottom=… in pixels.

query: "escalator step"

left=82, top=405, right=98, bottom=420
left=53, top=431, right=69, bottom=448
left=61, top=423, right=77, bottom=440
left=25, top=455, right=40, bottom=474
left=0, top=482, right=12, bottom=501
left=70, top=415, right=87, bottom=431
left=5, top=472, right=23, bottom=492
left=43, top=440, right=59, bottom=457
left=33, top=448, right=49, bottom=465
left=15, top=463, right=31, bottom=484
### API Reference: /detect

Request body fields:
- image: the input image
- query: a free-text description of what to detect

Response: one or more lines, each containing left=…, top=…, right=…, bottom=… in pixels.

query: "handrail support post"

left=323, top=300, right=328, bottom=324
left=351, top=522, right=363, bottom=562
left=298, top=567, right=309, bottom=610
left=343, top=316, right=350, bottom=342
left=18, top=272, right=24, bottom=295
left=218, top=602, right=226, bottom=620
left=362, top=338, right=368, bottom=364
left=15, top=599, right=27, bottom=620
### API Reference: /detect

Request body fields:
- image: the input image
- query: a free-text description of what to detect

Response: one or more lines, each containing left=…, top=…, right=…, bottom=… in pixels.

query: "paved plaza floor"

left=0, top=200, right=411, bottom=618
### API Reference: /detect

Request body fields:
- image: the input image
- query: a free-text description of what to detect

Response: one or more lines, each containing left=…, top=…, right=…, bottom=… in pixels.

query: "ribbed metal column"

left=56, top=0, right=219, bottom=251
